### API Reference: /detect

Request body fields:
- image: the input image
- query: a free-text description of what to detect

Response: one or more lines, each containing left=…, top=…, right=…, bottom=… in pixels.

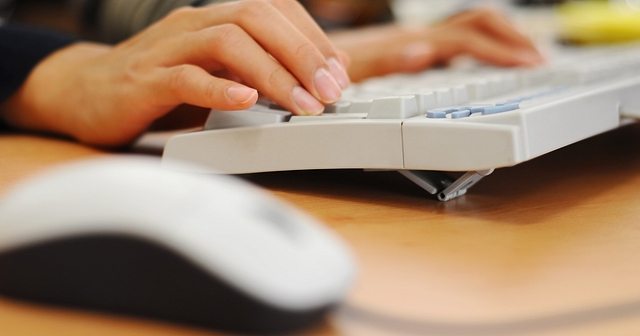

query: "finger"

left=397, top=41, right=438, bottom=73
left=337, top=50, right=351, bottom=70
left=158, top=64, right=258, bottom=110
left=169, top=1, right=343, bottom=104
left=166, top=24, right=325, bottom=115
left=263, top=0, right=350, bottom=88
left=446, top=9, right=530, bottom=47
left=446, top=9, right=544, bottom=62
left=433, top=28, right=539, bottom=67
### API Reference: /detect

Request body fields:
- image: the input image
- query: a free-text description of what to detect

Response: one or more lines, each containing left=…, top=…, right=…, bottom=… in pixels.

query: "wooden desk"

left=2, top=124, right=640, bottom=336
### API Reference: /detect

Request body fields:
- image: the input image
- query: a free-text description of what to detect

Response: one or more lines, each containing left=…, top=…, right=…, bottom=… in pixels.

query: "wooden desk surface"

left=2, top=124, right=640, bottom=336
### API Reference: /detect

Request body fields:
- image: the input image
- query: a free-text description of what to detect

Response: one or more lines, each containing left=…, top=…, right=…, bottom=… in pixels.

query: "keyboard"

left=162, top=43, right=640, bottom=201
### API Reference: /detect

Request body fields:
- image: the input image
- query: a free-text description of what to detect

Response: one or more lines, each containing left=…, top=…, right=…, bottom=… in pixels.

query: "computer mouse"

left=0, top=157, right=356, bottom=334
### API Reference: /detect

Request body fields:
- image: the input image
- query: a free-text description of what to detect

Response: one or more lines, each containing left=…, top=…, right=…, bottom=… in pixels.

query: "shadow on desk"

left=244, top=123, right=640, bottom=225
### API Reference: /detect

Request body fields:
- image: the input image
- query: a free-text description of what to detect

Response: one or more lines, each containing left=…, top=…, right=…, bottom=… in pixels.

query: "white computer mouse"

left=0, top=157, right=356, bottom=334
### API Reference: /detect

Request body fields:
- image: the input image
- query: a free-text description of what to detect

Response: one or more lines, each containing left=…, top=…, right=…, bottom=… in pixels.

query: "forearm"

left=0, top=23, right=78, bottom=103
left=0, top=23, right=80, bottom=131
left=1, top=42, right=118, bottom=143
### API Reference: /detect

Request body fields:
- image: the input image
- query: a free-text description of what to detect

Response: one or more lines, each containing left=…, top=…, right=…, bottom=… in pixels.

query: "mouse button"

left=248, top=202, right=311, bottom=241
left=0, top=177, right=206, bottom=252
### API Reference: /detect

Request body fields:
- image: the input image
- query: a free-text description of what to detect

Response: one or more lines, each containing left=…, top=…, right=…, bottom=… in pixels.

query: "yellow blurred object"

left=557, top=1, right=640, bottom=44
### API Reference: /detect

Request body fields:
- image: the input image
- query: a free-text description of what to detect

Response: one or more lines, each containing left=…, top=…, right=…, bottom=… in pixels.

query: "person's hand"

left=0, top=0, right=350, bottom=146
left=329, top=8, right=544, bottom=81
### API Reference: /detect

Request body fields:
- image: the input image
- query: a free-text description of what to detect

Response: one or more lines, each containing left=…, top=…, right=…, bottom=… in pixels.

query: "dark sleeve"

left=0, top=22, right=78, bottom=104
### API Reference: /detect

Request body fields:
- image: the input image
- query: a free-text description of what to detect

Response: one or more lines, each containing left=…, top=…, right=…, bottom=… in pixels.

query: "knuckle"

left=293, top=42, right=317, bottom=59
left=236, top=0, right=271, bottom=17
left=448, top=9, right=480, bottom=25
left=164, top=6, right=196, bottom=22
left=204, top=80, right=218, bottom=101
left=211, top=24, right=245, bottom=50
left=474, top=8, right=498, bottom=20
left=168, top=65, right=191, bottom=94
left=268, top=66, right=288, bottom=88
left=267, top=0, right=296, bottom=8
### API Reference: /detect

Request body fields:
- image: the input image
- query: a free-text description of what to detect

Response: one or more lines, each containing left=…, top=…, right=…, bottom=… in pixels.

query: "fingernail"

left=314, top=67, right=342, bottom=103
left=227, top=85, right=258, bottom=104
left=292, top=86, right=324, bottom=116
left=327, top=57, right=350, bottom=89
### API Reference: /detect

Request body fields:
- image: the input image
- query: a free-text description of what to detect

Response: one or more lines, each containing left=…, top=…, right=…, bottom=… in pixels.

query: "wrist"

left=1, top=42, right=112, bottom=140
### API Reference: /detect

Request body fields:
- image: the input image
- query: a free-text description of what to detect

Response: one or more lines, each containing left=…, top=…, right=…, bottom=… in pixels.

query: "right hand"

left=1, top=0, right=350, bottom=146
left=330, top=8, right=544, bottom=82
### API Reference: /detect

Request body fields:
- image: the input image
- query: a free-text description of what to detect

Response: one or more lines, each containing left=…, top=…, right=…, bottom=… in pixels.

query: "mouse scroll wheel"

left=253, top=205, right=300, bottom=240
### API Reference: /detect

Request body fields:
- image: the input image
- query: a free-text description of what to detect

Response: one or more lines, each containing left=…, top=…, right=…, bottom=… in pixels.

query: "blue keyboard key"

left=428, top=107, right=458, bottom=113
left=458, top=104, right=491, bottom=113
left=483, top=103, right=520, bottom=115
left=426, top=107, right=457, bottom=118
left=451, top=109, right=471, bottom=119
left=426, top=110, right=447, bottom=118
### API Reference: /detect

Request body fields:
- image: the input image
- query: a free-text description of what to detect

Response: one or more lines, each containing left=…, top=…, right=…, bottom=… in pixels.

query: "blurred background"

left=3, top=0, right=640, bottom=46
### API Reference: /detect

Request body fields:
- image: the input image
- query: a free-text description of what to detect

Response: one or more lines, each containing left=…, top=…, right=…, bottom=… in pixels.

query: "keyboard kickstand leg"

left=398, top=169, right=494, bottom=201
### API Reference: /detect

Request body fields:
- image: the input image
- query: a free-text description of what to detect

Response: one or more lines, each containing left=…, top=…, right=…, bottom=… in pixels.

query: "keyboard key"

left=289, top=113, right=365, bottom=123
left=482, top=103, right=520, bottom=115
left=204, top=108, right=292, bottom=130
left=324, top=101, right=352, bottom=114
left=367, top=96, right=419, bottom=119
left=467, top=80, right=490, bottom=100
left=348, top=99, right=373, bottom=114
left=451, top=85, right=469, bottom=105
left=458, top=104, right=491, bottom=113
left=434, top=88, right=453, bottom=107
left=426, top=110, right=447, bottom=118
left=415, top=91, right=436, bottom=114
left=451, top=109, right=472, bottom=119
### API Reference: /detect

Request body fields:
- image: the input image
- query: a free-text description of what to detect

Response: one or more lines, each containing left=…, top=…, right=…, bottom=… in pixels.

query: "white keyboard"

left=162, top=43, right=640, bottom=200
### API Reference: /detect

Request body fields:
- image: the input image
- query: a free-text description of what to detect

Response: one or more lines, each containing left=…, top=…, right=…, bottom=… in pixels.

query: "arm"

left=0, top=23, right=77, bottom=104
left=0, top=0, right=350, bottom=147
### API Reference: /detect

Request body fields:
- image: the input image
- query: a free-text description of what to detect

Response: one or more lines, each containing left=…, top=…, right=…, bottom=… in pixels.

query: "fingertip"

left=327, top=57, right=351, bottom=89
left=313, top=67, right=342, bottom=104
left=514, top=51, right=546, bottom=67
left=292, top=86, right=324, bottom=116
left=226, top=84, right=258, bottom=105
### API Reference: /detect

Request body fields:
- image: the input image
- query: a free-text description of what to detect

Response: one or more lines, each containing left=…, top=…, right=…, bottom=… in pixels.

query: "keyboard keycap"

left=482, top=103, right=520, bottom=115
left=415, top=91, right=436, bottom=114
left=204, top=108, right=291, bottom=130
left=348, top=99, right=373, bottom=114
left=367, top=96, right=419, bottom=119
left=451, top=85, right=469, bottom=105
left=451, top=109, right=472, bottom=119
left=324, top=101, right=352, bottom=114
left=434, top=88, right=453, bottom=107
